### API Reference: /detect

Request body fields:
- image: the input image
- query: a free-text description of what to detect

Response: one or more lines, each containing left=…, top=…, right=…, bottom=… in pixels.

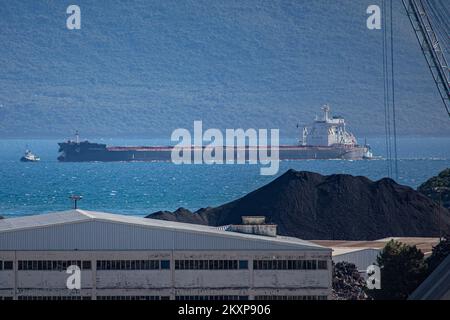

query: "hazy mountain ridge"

left=0, top=0, right=449, bottom=138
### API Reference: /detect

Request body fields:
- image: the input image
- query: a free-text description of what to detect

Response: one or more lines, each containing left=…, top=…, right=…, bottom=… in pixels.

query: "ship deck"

left=106, top=145, right=359, bottom=151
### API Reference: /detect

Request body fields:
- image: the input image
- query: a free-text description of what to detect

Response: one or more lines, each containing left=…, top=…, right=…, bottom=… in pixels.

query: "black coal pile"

left=332, top=262, right=369, bottom=300
left=148, top=169, right=450, bottom=240
left=150, top=207, right=207, bottom=225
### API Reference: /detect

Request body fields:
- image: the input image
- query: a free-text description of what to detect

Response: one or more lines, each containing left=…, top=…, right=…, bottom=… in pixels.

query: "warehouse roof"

left=311, top=238, right=439, bottom=256
left=0, top=210, right=329, bottom=251
left=409, top=255, right=450, bottom=300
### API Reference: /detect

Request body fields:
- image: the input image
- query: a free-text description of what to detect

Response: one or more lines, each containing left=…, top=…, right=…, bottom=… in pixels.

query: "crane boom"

left=402, top=0, right=450, bottom=118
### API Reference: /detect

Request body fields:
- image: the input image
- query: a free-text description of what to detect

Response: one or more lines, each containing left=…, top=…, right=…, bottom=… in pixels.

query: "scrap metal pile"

left=332, top=262, right=369, bottom=300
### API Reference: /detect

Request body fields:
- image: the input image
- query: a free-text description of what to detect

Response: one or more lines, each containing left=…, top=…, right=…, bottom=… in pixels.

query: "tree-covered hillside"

left=0, top=0, right=448, bottom=138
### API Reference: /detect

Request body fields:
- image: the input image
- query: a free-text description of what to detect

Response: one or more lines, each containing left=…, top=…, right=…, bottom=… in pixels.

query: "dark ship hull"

left=20, top=157, right=39, bottom=162
left=57, top=141, right=370, bottom=162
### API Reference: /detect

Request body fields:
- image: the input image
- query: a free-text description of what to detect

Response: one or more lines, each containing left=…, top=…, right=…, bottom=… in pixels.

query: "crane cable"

left=382, top=0, right=392, bottom=179
left=426, top=0, right=450, bottom=54
left=390, top=0, right=399, bottom=181
left=382, top=0, right=399, bottom=180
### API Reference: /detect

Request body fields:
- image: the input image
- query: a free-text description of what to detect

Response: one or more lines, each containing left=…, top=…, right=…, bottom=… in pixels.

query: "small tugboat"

left=20, top=149, right=40, bottom=162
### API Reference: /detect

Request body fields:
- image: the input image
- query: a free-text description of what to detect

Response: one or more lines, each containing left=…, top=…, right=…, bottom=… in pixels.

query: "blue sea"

left=0, top=137, right=449, bottom=218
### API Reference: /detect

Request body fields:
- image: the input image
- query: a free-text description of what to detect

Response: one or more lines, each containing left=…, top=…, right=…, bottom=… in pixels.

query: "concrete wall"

left=0, top=250, right=332, bottom=300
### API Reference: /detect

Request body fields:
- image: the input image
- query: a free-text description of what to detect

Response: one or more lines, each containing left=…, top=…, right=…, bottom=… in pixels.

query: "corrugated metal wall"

left=0, top=221, right=318, bottom=251
left=333, top=249, right=380, bottom=272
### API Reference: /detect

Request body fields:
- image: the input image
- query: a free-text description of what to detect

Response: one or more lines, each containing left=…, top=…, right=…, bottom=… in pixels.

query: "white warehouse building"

left=0, top=210, right=332, bottom=301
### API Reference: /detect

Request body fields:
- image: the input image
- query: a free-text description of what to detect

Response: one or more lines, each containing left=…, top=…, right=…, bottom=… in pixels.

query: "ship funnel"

left=322, top=104, right=331, bottom=121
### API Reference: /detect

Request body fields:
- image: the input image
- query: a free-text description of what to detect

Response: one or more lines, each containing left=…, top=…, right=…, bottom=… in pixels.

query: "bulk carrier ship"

left=57, top=106, right=373, bottom=162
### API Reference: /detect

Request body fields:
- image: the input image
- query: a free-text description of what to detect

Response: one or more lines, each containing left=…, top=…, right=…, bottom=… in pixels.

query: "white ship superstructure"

left=302, top=105, right=357, bottom=147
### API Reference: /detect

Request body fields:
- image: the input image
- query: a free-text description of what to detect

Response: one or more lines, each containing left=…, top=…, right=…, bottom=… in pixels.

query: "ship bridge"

left=303, top=105, right=357, bottom=147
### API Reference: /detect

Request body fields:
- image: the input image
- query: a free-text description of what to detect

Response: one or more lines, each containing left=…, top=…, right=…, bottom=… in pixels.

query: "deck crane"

left=402, top=0, right=450, bottom=118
